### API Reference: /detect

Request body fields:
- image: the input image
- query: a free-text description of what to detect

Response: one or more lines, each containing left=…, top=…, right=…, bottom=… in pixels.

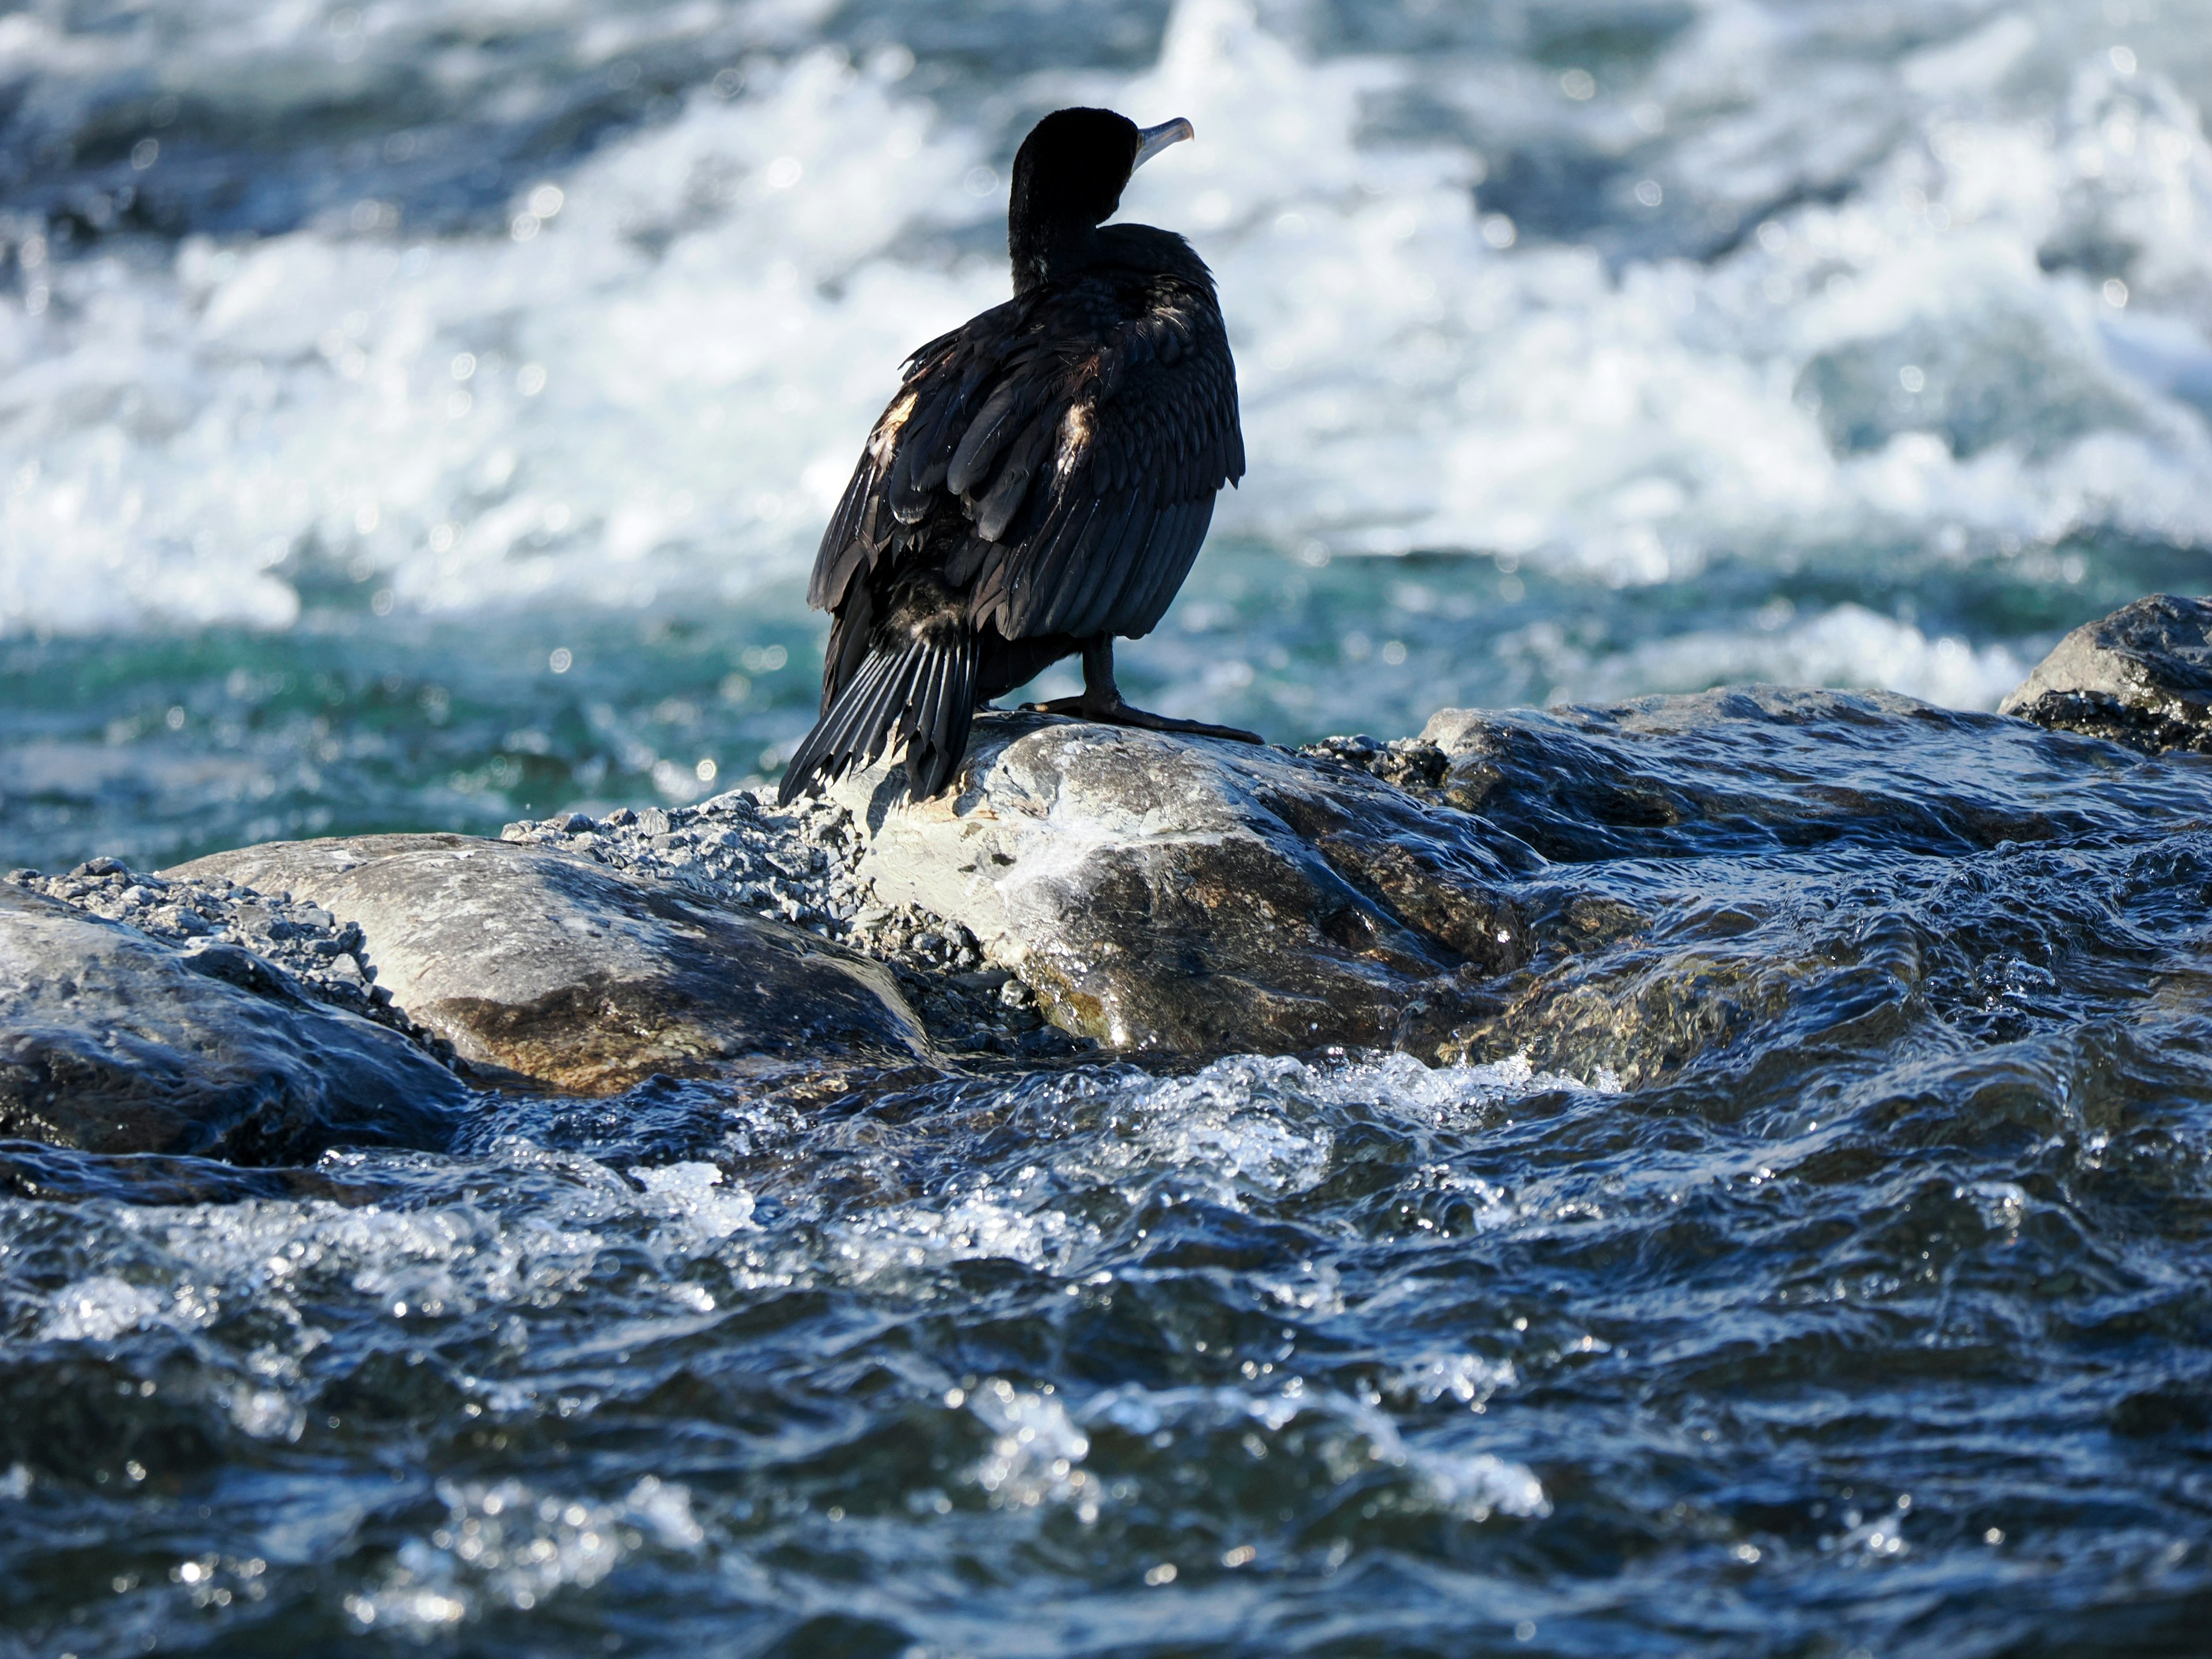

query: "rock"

left=497, top=786, right=1084, bottom=1055
left=1415, top=684, right=2113, bottom=860
left=829, top=714, right=1532, bottom=1054
left=1998, top=593, right=2212, bottom=754
left=828, top=688, right=2169, bottom=1078
left=7, top=858, right=450, bottom=1055
left=165, top=834, right=926, bottom=1094
left=1396, top=685, right=2164, bottom=1084
left=0, top=884, right=466, bottom=1161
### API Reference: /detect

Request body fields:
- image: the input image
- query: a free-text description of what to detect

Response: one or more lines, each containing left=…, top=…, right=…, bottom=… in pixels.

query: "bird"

left=776, top=105, right=1258, bottom=807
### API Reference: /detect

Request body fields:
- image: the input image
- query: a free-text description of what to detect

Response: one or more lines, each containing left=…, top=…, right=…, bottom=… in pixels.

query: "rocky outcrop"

left=829, top=713, right=1535, bottom=1054
left=830, top=685, right=2167, bottom=1083
left=9, top=855, right=457, bottom=1057
left=0, top=882, right=466, bottom=1160
left=13, top=594, right=2203, bottom=1166
left=166, top=834, right=927, bottom=1094
left=1999, top=593, right=2212, bottom=754
left=494, top=793, right=1082, bottom=1056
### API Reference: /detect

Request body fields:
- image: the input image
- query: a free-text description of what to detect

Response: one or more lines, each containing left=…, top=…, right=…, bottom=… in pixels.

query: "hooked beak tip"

left=1134, top=117, right=1196, bottom=169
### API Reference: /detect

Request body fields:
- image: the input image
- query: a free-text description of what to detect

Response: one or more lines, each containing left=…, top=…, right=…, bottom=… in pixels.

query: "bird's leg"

left=1024, top=637, right=1263, bottom=744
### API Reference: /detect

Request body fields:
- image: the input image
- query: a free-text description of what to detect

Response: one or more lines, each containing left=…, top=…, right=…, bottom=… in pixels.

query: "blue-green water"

left=7, top=528, right=2205, bottom=873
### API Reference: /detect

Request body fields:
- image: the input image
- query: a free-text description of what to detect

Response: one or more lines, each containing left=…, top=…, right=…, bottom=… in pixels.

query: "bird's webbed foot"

left=1021, top=637, right=1264, bottom=745
left=1022, top=688, right=1262, bottom=745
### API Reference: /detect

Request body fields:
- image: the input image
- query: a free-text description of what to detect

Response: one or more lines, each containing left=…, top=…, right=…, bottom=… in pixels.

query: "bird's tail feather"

left=777, top=631, right=978, bottom=805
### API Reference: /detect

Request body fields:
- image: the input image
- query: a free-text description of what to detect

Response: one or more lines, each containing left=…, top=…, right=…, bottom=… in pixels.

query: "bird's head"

left=1008, top=107, right=1194, bottom=290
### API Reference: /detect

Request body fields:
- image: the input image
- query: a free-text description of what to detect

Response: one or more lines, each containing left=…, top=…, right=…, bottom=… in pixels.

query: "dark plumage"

left=777, top=105, right=1258, bottom=806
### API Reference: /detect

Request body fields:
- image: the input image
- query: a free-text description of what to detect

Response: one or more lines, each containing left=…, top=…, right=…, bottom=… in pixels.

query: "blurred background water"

left=4, top=0, right=2212, bottom=868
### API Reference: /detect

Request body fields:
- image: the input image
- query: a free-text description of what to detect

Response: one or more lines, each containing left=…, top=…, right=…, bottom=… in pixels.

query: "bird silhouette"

left=778, top=105, right=1256, bottom=806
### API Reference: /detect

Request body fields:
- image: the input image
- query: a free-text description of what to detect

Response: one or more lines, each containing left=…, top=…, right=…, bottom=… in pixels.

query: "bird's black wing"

left=805, top=296, right=1028, bottom=620
left=807, top=266, right=1242, bottom=654
left=957, top=273, right=1244, bottom=644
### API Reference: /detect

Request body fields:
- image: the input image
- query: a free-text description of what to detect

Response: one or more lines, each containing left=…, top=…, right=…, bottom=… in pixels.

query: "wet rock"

left=0, top=884, right=465, bottom=1161
left=815, top=688, right=2186, bottom=1081
left=1998, top=594, right=2212, bottom=755
left=166, top=835, right=926, bottom=1094
left=7, top=858, right=448, bottom=1056
left=1416, top=685, right=2116, bottom=859
left=496, top=789, right=1092, bottom=1058
left=828, top=714, right=1532, bottom=1054
left=1396, top=686, right=2180, bottom=1084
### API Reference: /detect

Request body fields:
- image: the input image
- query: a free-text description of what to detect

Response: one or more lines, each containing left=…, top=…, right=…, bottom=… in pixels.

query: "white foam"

left=1090, top=1055, right=1339, bottom=1200
left=1075, top=1376, right=1549, bottom=1523
left=628, top=1160, right=756, bottom=1241
left=1393, top=1352, right=1520, bottom=1410
left=1577, top=602, right=2030, bottom=710
left=828, top=1172, right=1089, bottom=1281
left=2, top=0, right=2209, bottom=713
left=349, top=1471, right=695, bottom=1629
left=1410, top=1444, right=1553, bottom=1522
left=966, top=1378, right=1098, bottom=1514
left=40, top=1274, right=166, bottom=1340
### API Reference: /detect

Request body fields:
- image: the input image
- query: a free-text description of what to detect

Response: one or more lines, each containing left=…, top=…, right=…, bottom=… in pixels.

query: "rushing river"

left=4, top=0, right=2212, bottom=1652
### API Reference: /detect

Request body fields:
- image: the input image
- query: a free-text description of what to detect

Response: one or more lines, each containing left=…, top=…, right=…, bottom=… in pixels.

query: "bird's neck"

left=1009, top=216, right=1101, bottom=296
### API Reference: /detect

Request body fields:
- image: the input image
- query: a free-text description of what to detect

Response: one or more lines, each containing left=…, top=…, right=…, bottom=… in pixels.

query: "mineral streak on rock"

left=0, top=882, right=466, bottom=1161
left=1999, top=593, right=2212, bottom=755
left=166, top=835, right=927, bottom=1095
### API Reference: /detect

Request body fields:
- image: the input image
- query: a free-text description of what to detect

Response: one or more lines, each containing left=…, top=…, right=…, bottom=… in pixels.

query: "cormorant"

left=777, top=105, right=1257, bottom=806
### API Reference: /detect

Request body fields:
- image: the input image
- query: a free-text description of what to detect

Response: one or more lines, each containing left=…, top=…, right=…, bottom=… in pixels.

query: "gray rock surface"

left=0, top=882, right=466, bottom=1160
left=827, top=714, right=1531, bottom=1054
left=1998, top=593, right=2212, bottom=753
left=166, top=834, right=927, bottom=1094
left=496, top=789, right=1082, bottom=1056
left=7, top=855, right=454, bottom=1058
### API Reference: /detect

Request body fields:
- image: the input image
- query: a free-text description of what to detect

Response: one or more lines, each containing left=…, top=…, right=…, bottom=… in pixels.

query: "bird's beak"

left=1134, top=117, right=1195, bottom=170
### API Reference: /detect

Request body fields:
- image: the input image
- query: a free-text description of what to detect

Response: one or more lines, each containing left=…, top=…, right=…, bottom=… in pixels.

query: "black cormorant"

left=777, top=106, right=1257, bottom=805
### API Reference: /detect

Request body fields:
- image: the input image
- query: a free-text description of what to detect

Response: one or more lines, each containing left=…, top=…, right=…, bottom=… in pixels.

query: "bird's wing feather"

left=809, top=272, right=1241, bottom=645
left=970, top=281, right=1242, bottom=641
left=807, top=301, right=1026, bottom=613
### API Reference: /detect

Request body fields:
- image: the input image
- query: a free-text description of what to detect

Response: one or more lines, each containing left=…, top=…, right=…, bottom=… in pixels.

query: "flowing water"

left=3, top=1, right=2212, bottom=1652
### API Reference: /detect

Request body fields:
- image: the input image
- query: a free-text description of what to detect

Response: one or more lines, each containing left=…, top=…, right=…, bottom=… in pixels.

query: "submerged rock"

left=0, top=883, right=465, bottom=1160
left=1999, top=593, right=2212, bottom=754
left=1359, top=685, right=2206, bottom=1084
left=166, top=834, right=927, bottom=1094
left=1413, top=684, right=2133, bottom=859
